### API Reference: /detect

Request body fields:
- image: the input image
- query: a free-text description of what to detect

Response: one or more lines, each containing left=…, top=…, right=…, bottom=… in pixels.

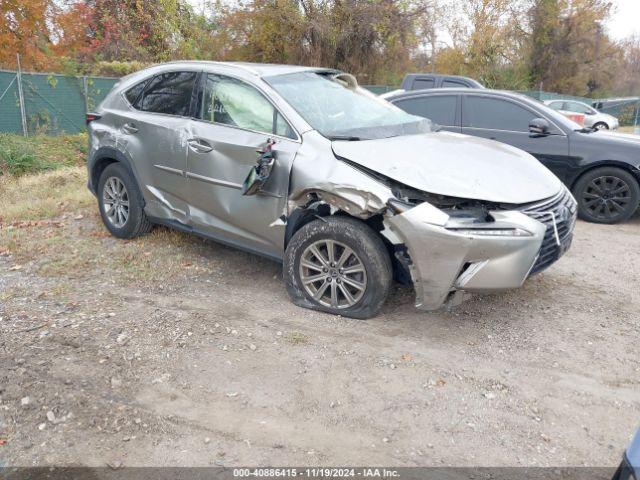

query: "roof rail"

left=162, top=60, right=260, bottom=75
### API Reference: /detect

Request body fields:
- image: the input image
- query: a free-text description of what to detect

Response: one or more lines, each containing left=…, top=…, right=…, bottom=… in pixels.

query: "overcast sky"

left=608, top=0, right=640, bottom=40
left=187, top=0, right=640, bottom=42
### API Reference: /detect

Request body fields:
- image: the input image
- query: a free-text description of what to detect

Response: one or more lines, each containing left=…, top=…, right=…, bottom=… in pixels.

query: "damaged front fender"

left=288, top=131, right=393, bottom=218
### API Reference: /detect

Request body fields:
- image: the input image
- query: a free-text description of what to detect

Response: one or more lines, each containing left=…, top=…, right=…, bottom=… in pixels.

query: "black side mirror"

left=529, top=118, right=550, bottom=136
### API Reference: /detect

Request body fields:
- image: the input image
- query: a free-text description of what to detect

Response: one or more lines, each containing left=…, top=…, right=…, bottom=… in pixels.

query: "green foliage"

left=2, top=0, right=639, bottom=98
left=0, top=133, right=87, bottom=176
left=91, top=61, right=149, bottom=77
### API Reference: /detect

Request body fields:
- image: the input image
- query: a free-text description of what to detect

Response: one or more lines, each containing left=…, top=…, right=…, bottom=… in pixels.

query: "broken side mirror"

left=529, top=118, right=550, bottom=137
left=242, top=139, right=276, bottom=196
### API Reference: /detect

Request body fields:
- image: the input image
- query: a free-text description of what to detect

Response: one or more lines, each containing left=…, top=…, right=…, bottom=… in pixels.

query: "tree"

left=613, top=34, right=640, bottom=96
left=526, top=0, right=623, bottom=96
left=528, top=0, right=561, bottom=90
left=0, top=0, right=60, bottom=70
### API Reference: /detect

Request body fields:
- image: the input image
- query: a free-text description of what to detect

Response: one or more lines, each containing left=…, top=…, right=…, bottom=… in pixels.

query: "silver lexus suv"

left=87, top=61, right=576, bottom=319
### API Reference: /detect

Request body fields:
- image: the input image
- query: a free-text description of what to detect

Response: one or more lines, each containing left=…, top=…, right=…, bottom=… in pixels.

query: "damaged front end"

left=286, top=131, right=575, bottom=311
left=384, top=183, right=575, bottom=310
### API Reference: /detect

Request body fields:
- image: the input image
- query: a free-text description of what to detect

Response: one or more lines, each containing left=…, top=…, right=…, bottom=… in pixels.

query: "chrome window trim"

left=462, top=93, right=568, bottom=136
left=463, top=126, right=567, bottom=137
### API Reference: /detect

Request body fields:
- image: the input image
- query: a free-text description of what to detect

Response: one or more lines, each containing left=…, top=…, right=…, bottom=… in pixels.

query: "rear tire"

left=593, top=122, right=609, bottom=130
left=283, top=216, right=392, bottom=319
left=97, top=163, right=152, bottom=238
left=573, top=166, right=639, bottom=224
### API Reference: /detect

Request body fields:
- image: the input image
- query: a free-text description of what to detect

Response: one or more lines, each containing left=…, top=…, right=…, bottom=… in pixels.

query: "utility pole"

left=16, top=53, right=28, bottom=137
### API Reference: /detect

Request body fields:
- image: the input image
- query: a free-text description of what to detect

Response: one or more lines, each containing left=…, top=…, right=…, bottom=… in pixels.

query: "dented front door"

left=185, top=73, right=300, bottom=259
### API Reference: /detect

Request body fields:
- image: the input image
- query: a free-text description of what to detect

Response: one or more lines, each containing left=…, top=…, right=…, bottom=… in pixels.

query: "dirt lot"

left=1, top=166, right=639, bottom=468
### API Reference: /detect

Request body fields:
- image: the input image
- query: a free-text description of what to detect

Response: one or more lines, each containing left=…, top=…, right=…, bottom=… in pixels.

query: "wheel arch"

left=570, top=161, right=640, bottom=192
left=89, top=147, right=140, bottom=196
left=283, top=194, right=409, bottom=284
left=284, top=192, right=387, bottom=250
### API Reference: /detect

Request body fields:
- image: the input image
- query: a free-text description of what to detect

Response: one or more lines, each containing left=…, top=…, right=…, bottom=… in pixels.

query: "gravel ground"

left=0, top=206, right=639, bottom=468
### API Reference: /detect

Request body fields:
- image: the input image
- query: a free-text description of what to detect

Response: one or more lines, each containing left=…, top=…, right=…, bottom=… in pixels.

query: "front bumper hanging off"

left=385, top=189, right=576, bottom=311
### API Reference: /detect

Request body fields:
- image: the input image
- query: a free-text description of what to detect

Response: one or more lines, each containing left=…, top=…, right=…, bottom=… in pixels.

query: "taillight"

left=86, top=113, right=102, bottom=125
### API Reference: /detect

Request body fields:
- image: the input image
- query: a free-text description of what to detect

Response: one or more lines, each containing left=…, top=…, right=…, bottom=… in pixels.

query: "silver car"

left=87, top=62, right=576, bottom=319
left=544, top=99, right=619, bottom=130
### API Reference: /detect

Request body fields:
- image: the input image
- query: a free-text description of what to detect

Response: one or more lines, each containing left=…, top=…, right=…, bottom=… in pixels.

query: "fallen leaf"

left=9, top=265, right=23, bottom=271
left=401, top=354, right=412, bottom=362
left=436, top=379, right=446, bottom=387
left=0, top=439, right=7, bottom=446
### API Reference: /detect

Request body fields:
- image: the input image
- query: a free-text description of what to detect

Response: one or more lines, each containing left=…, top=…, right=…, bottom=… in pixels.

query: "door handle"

left=187, top=138, right=214, bottom=153
left=122, top=123, right=138, bottom=134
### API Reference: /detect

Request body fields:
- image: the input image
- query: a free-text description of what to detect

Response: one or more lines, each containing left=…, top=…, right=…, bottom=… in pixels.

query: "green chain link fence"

left=0, top=70, right=118, bottom=135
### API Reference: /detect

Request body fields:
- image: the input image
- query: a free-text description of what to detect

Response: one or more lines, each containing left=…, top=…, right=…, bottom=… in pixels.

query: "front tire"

left=97, top=163, right=152, bottom=238
left=284, top=216, right=392, bottom=319
left=573, top=166, right=640, bottom=224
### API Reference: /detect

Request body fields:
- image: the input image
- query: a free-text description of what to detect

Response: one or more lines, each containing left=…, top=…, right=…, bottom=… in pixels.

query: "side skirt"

left=147, top=216, right=284, bottom=264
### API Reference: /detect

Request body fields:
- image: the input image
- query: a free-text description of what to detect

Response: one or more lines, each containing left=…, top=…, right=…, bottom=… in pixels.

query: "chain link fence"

left=0, top=72, right=638, bottom=135
left=0, top=70, right=118, bottom=136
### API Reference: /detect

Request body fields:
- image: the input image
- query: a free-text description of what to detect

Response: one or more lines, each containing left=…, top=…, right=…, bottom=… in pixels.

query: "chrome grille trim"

left=520, top=187, right=577, bottom=276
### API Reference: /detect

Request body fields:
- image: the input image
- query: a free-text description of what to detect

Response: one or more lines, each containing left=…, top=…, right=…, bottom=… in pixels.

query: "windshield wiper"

left=327, top=135, right=365, bottom=141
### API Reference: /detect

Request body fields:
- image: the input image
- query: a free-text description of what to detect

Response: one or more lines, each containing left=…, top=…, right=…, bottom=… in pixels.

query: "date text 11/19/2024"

left=233, top=468, right=400, bottom=478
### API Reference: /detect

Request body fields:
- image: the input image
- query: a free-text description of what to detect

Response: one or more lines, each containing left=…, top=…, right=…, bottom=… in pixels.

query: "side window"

left=463, top=96, right=535, bottom=132
left=547, top=101, right=563, bottom=110
left=394, top=95, right=457, bottom=126
left=125, top=80, right=147, bottom=105
left=413, top=78, right=435, bottom=90
left=442, top=79, right=466, bottom=88
left=135, top=72, right=197, bottom=116
left=565, top=102, right=591, bottom=114
left=199, top=74, right=295, bottom=139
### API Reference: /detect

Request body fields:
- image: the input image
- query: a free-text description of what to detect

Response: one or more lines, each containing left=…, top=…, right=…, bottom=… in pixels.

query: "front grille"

left=519, top=188, right=577, bottom=275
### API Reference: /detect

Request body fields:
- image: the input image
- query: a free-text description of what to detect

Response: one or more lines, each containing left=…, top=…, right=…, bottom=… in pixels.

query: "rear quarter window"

left=412, top=78, right=435, bottom=90
left=134, top=72, right=198, bottom=116
left=124, top=80, right=147, bottom=105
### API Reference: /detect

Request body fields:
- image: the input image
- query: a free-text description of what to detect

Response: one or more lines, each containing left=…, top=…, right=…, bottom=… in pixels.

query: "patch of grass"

left=0, top=166, right=93, bottom=223
left=287, top=332, right=310, bottom=345
left=0, top=133, right=87, bottom=176
left=0, top=156, right=216, bottom=286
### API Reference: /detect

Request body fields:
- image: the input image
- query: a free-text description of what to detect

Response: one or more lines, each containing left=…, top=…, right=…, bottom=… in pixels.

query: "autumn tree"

left=0, top=0, right=61, bottom=70
left=526, top=0, right=623, bottom=96
left=613, top=35, right=640, bottom=96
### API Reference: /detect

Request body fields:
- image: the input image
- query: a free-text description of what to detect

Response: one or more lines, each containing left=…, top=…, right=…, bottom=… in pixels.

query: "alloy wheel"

left=582, top=175, right=631, bottom=221
left=102, top=176, right=130, bottom=228
left=298, top=239, right=367, bottom=309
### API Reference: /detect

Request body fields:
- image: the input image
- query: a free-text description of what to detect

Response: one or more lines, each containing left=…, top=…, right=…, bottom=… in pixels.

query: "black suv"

left=385, top=88, right=640, bottom=224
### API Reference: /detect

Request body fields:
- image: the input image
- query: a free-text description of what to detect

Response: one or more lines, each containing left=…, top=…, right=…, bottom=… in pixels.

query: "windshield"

left=266, top=72, right=432, bottom=140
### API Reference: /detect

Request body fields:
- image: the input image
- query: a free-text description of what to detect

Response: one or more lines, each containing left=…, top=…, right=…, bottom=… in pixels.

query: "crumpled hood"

left=332, top=131, right=562, bottom=204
